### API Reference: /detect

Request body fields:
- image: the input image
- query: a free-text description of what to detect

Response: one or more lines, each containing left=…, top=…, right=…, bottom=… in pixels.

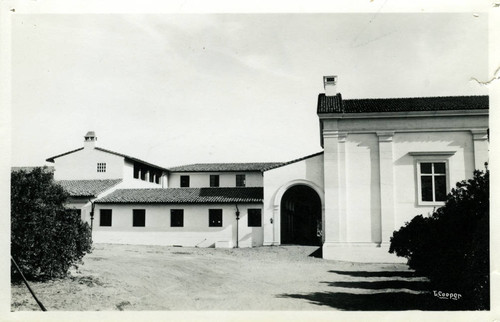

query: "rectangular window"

left=97, top=163, right=106, bottom=172
left=236, top=174, right=246, bottom=187
left=419, top=162, right=447, bottom=203
left=133, top=163, right=140, bottom=179
left=133, top=209, right=146, bottom=227
left=170, top=209, right=184, bottom=227
left=100, top=209, right=112, bottom=227
left=140, top=168, right=146, bottom=181
left=210, top=175, right=220, bottom=187
left=247, top=209, right=262, bottom=227
left=209, top=209, right=223, bottom=227
left=180, top=175, right=190, bottom=187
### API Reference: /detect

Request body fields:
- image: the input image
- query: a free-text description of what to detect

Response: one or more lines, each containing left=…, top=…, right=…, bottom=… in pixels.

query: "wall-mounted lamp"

left=270, top=218, right=273, bottom=224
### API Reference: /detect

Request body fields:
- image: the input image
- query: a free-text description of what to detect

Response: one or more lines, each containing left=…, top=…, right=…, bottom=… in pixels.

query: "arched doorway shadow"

left=280, top=185, right=322, bottom=246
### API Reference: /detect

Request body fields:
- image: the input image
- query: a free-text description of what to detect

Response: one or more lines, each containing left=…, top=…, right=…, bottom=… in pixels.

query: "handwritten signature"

left=433, top=290, right=462, bottom=300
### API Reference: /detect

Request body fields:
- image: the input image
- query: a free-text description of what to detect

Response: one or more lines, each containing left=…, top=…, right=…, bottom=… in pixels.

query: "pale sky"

left=10, top=13, right=489, bottom=168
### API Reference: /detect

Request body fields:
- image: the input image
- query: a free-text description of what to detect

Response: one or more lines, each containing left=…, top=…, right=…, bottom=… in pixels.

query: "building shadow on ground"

left=329, top=270, right=417, bottom=278
left=279, top=269, right=466, bottom=310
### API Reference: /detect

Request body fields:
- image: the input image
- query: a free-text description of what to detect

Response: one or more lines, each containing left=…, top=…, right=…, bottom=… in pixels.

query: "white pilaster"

left=322, top=128, right=346, bottom=256
left=471, top=129, right=489, bottom=170
left=338, top=132, right=348, bottom=242
left=377, top=131, right=395, bottom=244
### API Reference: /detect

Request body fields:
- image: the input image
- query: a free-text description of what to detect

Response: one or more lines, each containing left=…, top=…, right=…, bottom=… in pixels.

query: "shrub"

left=389, top=170, right=489, bottom=310
left=11, top=167, right=92, bottom=281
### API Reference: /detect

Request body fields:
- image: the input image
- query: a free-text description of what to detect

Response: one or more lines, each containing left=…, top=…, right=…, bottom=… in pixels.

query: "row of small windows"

left=99, top=208, right=262, bottom=227
left=180, top=174, right=246, bottom=188
left=133, top=163, right=162, bottom=184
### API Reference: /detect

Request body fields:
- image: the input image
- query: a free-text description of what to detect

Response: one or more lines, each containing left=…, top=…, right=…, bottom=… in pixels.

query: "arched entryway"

left=280, top=185, right=322, bottom=246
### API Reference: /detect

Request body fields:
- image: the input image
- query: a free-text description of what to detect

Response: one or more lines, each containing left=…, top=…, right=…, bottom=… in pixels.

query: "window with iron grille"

left=209, top=209, right=223, bottom=227
left=100, top=209, right=112, bottom=227
left=170, top=209, right=184, bottom=227
left=133, top=209, right=146, bottom=227
left=247, top=209, right=262, bottom=227
left=210, top=175, right=220, bottom=187
left=236, top=174, right=246, bottom=187
left=97, top=163, right=106, bottom=172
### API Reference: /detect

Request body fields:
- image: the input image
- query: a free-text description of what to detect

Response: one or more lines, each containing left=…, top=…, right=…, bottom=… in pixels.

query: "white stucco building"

left=43, top=76, right=489, bottom=262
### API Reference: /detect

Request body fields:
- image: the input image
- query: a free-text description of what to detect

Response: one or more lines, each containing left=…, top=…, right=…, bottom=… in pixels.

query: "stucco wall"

left=262, top=154, right=324, bottom=245
left=325, top=130, right=480, bottom=244
left=91, top=203, right=263, bottom=247
left=52, top=148, right=125, bottom=180
left=392, top=131, right=475, bottom=227
left=168, top=172, right=263, bottom=188
left=321, top=111, right=487, bottom=258
left=122, top=160, right=166, bottom=188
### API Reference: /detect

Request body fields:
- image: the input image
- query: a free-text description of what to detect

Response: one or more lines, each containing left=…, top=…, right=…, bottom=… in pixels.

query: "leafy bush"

left=389, top=170, right=489, bottom=310
left=11, top=167, right=92, bottom=281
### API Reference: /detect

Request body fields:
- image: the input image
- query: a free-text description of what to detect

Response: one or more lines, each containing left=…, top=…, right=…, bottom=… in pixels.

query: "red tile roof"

left=96, top=187, right=263, bottom=204
left=57, top=179, right=122, bottom=197
left=168, top=163, right=283, bottom=172
left=317, top=94, right=489, bottom=114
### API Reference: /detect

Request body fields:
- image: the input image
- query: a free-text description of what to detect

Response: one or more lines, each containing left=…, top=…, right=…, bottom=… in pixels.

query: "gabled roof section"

left=168, top=163, right=283, bottom=173
left=45, top=146, right=168, bottom=171
left=263, top=151, right=324, bottom=171
left=94, top=147, right=169, bottom=171
left=46, top=148, right=84, bottom=163
left=96, top=187, right=263, bottom=204
left=317, top=94, right=489, bottom=114
left=57, top=179, right=122, bottom=197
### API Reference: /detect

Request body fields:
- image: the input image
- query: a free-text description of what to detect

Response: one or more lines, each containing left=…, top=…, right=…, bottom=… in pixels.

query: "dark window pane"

left=421, top=176, right=433, bottom=201
left=180, top=175, right=190, bottom=187
left=210, top=175, right=219, bottom=187
left=100, top=209, right=112, bottom=227
left=236, top=174, right=246, bottom=187
left=434, top=162, right=446, bottom=174
left=434, top=176, right=447, bottom=201
left=209, top=209, right=223, bottom=227
left=420, top=163, right=432, bottom=174
left=133, top=164, right=140, bottom=179
left=140, top=168, right=146, bottom=181
left=171, top=209, right=184, bottom=227
left=248, top=209, right=262, bottom=227
left=133, top=209, right=146, bottom=227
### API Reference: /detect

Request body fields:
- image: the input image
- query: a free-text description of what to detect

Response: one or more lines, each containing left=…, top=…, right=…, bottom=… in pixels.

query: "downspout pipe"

left=88, top=198, right=96, bottom=240
left=235, top=204, right=240, bottom=248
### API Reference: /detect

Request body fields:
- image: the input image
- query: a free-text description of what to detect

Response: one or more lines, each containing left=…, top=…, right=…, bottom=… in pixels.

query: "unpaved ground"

left=12, top=244, right=451, bottom=311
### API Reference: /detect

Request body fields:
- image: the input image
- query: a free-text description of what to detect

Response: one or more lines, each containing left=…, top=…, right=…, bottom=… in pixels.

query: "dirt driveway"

left=11, top=243, right=446, bottom=311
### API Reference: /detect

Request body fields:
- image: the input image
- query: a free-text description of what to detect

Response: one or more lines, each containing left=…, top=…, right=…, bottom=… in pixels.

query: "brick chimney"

left=323, top=75, right=338, bottom=96
left=84, top=131, right=97, bottom=149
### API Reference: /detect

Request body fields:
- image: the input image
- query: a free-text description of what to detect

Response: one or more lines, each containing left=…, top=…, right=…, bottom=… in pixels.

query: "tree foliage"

left=389, top=170, right=489, bottom=310
left=11, top=167, right=92, bottom=281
